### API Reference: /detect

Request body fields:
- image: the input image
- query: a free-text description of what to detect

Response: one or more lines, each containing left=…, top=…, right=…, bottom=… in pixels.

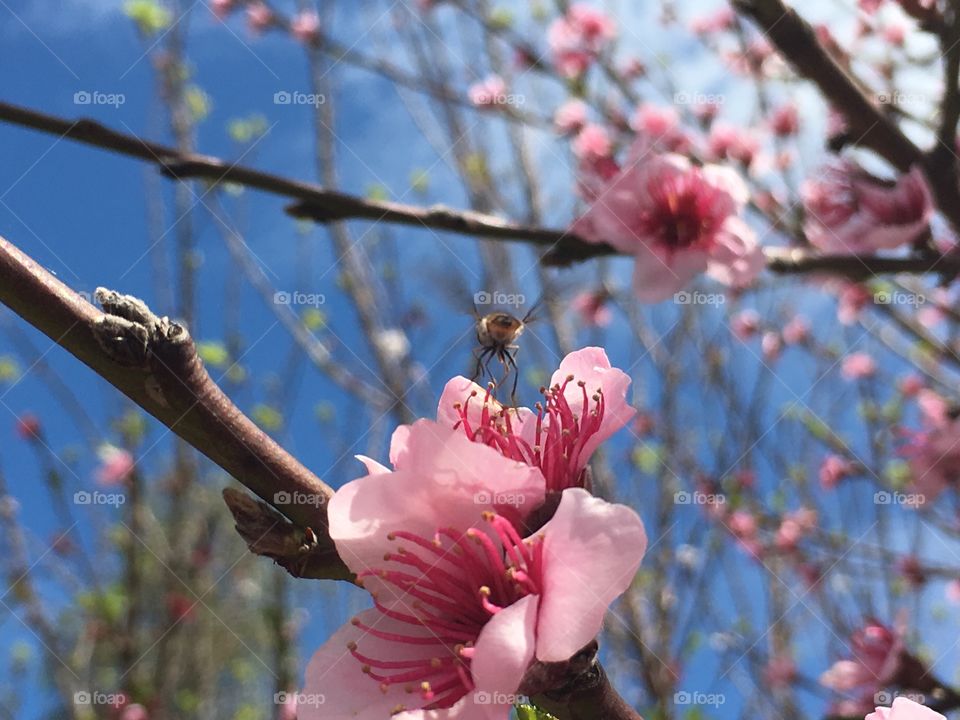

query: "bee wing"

left=431, top=268, right=484, bottom=319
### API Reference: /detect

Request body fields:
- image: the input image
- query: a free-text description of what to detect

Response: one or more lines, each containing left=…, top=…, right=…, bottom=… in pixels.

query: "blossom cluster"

left=300, top=348, right=647, bottom=719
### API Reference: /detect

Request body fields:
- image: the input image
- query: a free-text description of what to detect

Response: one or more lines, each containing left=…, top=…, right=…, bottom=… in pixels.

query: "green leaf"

left=123, top=0, right=172, bottom=35
left=302, top=307, right=327, bottom=331
left=464, top=153, right=489, bottom=183
left=252, top=404, right=283, bottom=432
left=883, top=460, right=911, bottom=489
left=631, top=444, right=662, bottom=474
left=515, top=704, right=557, bottom=720
left=197, top=341, right=231, bottom=369
left=315, top=401, right=336, bottom=423
left=227, top=114, right=268, bottom=144
left=410, top=168, right=430, bottom=193
left=489, top=8, right=514, bottom=28
left=0, top=356, right=20, bottom=382
left=114, top=409, right=148, bottom=444
left=184, top=85, right=212, bottom=123
left=366, top=184, right=389, bottom=202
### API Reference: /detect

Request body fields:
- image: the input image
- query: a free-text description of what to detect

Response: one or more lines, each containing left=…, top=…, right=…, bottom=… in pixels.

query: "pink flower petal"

left=472, top=594, right=539, bottom=698
left=330, top=420, right=545, bottom=580
left=301, top=608, right=440, bottom=720
left=867, top=697, right=946, bottom=720
left=535, top=488, right=647, bottom=661
left=631, top=244, right=709, bottom=303
left=548, top=347, right=635, bottom=465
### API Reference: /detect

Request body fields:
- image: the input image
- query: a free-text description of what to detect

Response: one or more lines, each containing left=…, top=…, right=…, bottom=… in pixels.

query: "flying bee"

left=472, top=298, right=540, bottom=403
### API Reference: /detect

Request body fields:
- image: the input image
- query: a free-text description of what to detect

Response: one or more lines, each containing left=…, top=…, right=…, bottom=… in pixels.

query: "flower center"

left=453, top=376, right=605, bottom=492
left=639, top=173, right=728, bottom=250
left=348, top=512, right=544, bottom=713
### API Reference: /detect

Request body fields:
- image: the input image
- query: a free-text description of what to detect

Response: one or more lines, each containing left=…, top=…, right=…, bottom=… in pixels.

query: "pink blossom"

left=570, top=290, right=613, bottom=327
left=946, top=579, right=960, bottom=603
left=548, top=4, right=616, bottom=78
left=820, top=619, right=904, bottom=699
left=770, top=103, right=799, bottom=136
left=277, top=692, right=297, bottom=720
left=554, top=99, right=588, bottom=135
left=707, top=123, right=759, bottom=168
left=859, top=0, right=884, bottom=12
left=842, top=352, right=877, bottom=380
left=693, top=101, right=721, bottom=125
left=820, top=454, right=854, bottom=490
left=730, top=309, right=761, bottom=340
left=900, top=389, right=960, bottom=504
left=897, top=555, right=927, bottom=587
left=290, top=10, right=320, bottom=44
left=689, top=7, right=736, bottom=35
left=631, top=105, right=691, bottom=154
left=468, top=75, right=507, bottom=107
left=573, top=150, right=763, bottom=302
left=14, top=414, right=41, bottom=441
left=619, top=57, right=646, bottom=79
left=95, top=444, right=135, bottom=486
left=121, top=705, right=149, bottom=720
left=802, top=161, right=933, bottom=254
left=776, top=508, right=816, bottom=550
left=572, top=123, right=613, bottom=161
left=728, top=509, right=758, bottom=540
left=245, top=1, right=272, bottom=33
left=782, top=315, right=810, bottom=345
left=761, top=332, right=782, bottom=362
left=302, top=426, right=647, bottom=719
left=210, top=0, right=233, bottom=20
left=837, top=282, right=872, bottom=325
left=898, top=374, right=924, bottom=396
left=884, top=23, right=907, bottom=46
left=764, top=655, right=797, bottom=688
left=867, top=697, right=946, bottom=720
left=437, top=348, right=634, bottom=493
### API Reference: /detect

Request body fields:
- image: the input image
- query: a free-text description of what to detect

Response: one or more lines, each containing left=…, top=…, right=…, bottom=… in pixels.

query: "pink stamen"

left=453, top=374, right=607, bottom=492
left=349, top=515, right=544, bottom=711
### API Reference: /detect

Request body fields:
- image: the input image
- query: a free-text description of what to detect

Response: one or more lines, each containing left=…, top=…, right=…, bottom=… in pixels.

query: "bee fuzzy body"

left=471, top=302, right=539, bottom=402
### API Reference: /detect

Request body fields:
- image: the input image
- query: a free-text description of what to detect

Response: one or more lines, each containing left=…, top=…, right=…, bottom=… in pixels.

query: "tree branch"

left=0, top=235, right=350, bottom=580
left=2, top=101, right=958, bottom=279
left=732, top=0, right=960, bottom=232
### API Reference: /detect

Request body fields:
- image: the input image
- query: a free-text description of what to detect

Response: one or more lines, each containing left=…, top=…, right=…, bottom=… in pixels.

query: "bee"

left=472, top=299, right=539, bottom=402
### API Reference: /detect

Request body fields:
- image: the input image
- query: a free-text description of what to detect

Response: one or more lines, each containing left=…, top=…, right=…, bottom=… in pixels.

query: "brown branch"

left=2, top=101, right=958, bottom=278
left=0, top=235, right=350, bottom=580
left=763, top=246, right=960, bottom=279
